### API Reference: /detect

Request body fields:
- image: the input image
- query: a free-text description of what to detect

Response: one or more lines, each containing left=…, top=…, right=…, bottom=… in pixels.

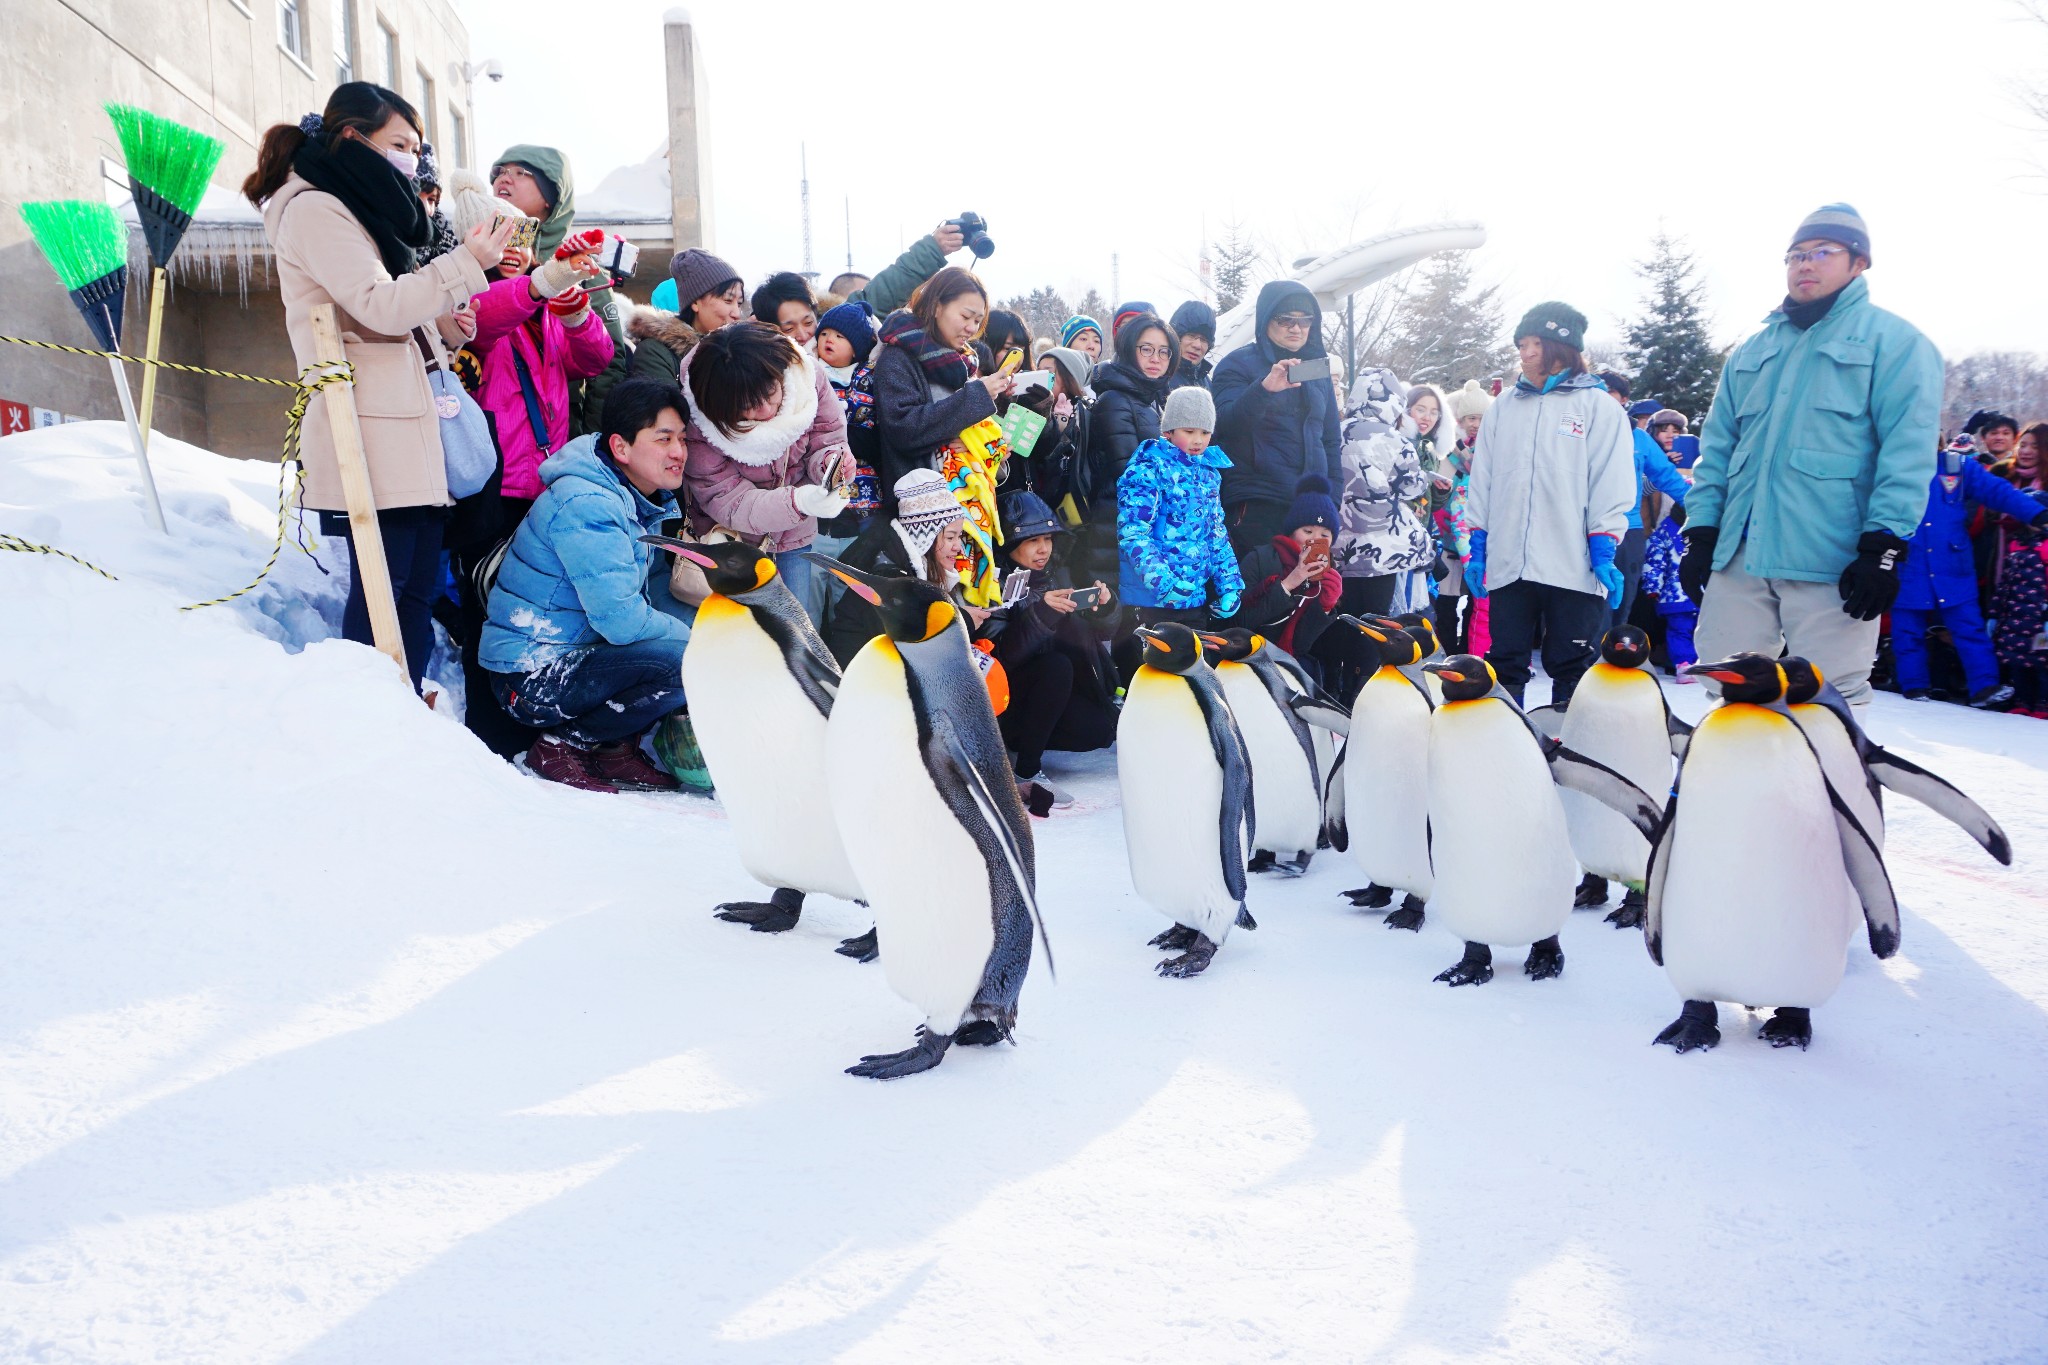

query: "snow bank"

left=3, top=423, right=2047, bottom=1361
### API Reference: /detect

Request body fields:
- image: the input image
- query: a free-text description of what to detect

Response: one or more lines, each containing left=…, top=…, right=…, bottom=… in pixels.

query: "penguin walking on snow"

left=1420, top=655, right=1662, bottom=986
left=814, top=559, right=1050, bottom=1079
left=1118, top=623, right=1258, bottom=978
left=1646, top=655, right=1900, bottom=1053
left=1780, top=658, right=2011, bottom=864
left=1200, top=629, right=1322, bottom=876
left=1525, top=628, right=1689, bottom=928
left=649, top=538, right=871, bottom=955
left=1320, top=620, right=1435, bottom=930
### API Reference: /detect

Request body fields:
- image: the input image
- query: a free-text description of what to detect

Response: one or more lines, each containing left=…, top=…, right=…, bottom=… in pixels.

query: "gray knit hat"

left=668, top=248, right=743, bottom=312
left=1790, top=203, right=1870, bottom=261
left=892, top=468, right=965, bottom=558
left=1161, top=384, right=1216, bottom=434
left=1044, top=346, right=1092, bottom=395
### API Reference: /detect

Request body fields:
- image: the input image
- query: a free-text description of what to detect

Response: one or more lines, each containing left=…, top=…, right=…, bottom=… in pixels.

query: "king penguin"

left=1323, top=621, right=1435, bottom=931
left=652, top=538, right=869, bottom=954
left=1199, top=629, right=1322, bottom=876
left=1532, top=627, right=1686, bottom=928
left=1780, top=657, right=2011, bottom=865
left=1118, top=623, right=1258, bottom=978
left=1420, top=655, right=1663, bottom=986
left=1646, top=655, right=1900, bottom=1053
left=814, top=559, right=1050, bottom=1079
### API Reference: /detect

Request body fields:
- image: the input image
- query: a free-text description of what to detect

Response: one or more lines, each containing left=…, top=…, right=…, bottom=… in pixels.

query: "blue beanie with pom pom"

left=1284, top=475, right=1339, bottom=534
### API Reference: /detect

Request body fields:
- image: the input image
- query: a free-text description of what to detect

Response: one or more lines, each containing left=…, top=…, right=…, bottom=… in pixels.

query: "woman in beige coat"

left=243, top=81, right=513, bottom=690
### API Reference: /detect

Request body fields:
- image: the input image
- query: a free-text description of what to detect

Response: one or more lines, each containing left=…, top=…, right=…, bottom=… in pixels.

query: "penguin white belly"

left=1118, top=669, right=1239, bottom=942
left=1215, top=664, right=1318, bottom=858
left=1426, top=701, right=1575, bottom=946
left=1661, top=711, right=1860, bottom=1008
left=1343, top=671, right=1433, bottom=897
left=828, top=641, right=994, bottom=1033
left=685, top=599, right=860, bottom=901
left=1792, top=706, right=1883, bottom=850
left=1558, top=665, right=1671, bottom=886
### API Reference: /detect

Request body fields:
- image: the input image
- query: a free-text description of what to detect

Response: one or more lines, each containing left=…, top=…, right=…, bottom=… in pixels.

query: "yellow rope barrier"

left=0, top=334, right=356, bottom=611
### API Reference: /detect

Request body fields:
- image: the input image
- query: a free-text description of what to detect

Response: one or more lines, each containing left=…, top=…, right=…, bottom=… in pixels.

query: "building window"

left=415, top=67, right=437, bottom=144
left=277, top=0, right=306, bottom=59
left=378, top=18, right=398, bottom=89
left=333, top=0, right=356, bottom=84
left=449, top=108, right=468, bottom=169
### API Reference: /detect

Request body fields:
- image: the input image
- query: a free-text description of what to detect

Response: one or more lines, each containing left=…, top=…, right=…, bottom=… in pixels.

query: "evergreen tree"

left=999, top=286, right=1070, bottom=344
left=1623, top=232, right=1722, bottom=423
left=1363, top=252, right=1509, bottom=387
left=1072, top=287, right=1110, bottom=332
left=1211, top=220, right=1263, bottom=315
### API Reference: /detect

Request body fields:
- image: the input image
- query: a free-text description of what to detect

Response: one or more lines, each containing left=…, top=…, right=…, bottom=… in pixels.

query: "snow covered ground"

left=4, top=427, right=2046, bottom=1363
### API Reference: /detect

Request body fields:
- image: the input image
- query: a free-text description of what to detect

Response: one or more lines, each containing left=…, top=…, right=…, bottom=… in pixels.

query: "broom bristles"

left=19, top=200, right=128, bottom=290
left=105, top=104, right=224, bottom=214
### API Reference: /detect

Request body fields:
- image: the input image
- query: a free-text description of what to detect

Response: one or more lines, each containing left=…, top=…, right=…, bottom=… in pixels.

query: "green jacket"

left=847, top=235, right=951, bottom=316
left=1688, top=276, right=1941, bottom=584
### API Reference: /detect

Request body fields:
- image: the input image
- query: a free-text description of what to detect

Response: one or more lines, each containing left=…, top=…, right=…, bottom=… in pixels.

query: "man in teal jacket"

left=1680, top=204, right=1942, bottom=706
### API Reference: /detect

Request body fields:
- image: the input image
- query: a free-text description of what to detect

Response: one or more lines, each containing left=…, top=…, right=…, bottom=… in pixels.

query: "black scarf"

left=293, top=136, right=433, bottom=278
left=1781, top=284, right=1846, bottom=332
left=879, top=310, right=976, bottom=391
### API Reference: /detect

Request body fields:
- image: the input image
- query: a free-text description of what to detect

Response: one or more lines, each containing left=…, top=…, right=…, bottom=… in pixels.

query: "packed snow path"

left=4, top=430, right=2046, bottom=1362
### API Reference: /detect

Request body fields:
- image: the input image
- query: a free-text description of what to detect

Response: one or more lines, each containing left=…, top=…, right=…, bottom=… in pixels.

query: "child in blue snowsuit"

left=1117, top=385, right=1244, bottom=636
left=1893, top=446, right=2048, bottom=705
left=1639, top=514, right=1698, bottom=675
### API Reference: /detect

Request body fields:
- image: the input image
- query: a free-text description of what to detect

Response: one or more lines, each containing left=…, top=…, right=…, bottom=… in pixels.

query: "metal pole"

left=105, top=350, right=167, bottom=533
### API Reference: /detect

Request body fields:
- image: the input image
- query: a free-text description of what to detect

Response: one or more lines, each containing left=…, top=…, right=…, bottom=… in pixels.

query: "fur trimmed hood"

left=681, top=346, right=823, bottom=468
left=627, top=305, right=699, bottom=353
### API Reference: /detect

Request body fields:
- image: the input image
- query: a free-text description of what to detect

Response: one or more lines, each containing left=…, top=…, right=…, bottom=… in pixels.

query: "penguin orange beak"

left=813, top=554, right=883, bottom=606
left=1139, top=630, right=1171, bottom=653
left=1422, top=662, right=1464, bottom=682
left=673, top=546, right=717, bottom=569
left=1199, top=634, right=1228, bottom=651
left=1684, top=663, right=1747, bottom=685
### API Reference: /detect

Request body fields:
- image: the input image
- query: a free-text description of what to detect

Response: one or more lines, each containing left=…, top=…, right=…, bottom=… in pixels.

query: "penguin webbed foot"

left=1606, top=889, right=1646, bottom=930
left=1345, top=884, right=1394, bottom=909
left=1573, top=872, right=1610, bottom=909
left=1246, top=850, right=1277, bottom=874
left=1385, top=894, right=1425, bottom=931
left=1761, top=1007, right=1812, bottom=1050
left=1156, top=934, right=1219, bottom=978
left=1523, top=936, right=1565, bottom=981
left=1273, top=851, right=1311, bottom=878
left=846, top=1026, right=954, bottom=1079
left=953, top=1019, right=1010, bottom=1047
left=835, top=927, right=879, bottom=963
left=713, top=888, right=803, bottom=933
left=1149, top=923, right=1199, bottom=950
left=1435, top=942, right=1494, bottom=987
left=1654, top=1000, right=1721, bottom=1053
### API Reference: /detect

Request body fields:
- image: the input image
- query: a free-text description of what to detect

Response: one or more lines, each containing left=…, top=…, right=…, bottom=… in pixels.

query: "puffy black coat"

left=870, top=340, right=996, bottom=509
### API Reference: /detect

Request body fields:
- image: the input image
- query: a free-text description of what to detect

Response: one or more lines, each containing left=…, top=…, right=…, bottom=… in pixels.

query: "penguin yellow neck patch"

left=695, top=594, right=746, bottom=624
left=922, top=601, right=956, bottom=641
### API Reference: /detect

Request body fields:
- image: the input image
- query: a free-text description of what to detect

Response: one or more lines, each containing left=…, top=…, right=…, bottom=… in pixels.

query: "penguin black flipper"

left=1289, top=693, right=1352, bottom=736
left=1253, top=666, right=1324, bottom=796
left=1525, top=703, right=1566, bottom=742
left=1261, top=642, right=1317, bottom=697
left=1826, top=781, right=1902, bottom=959
left=1865, top=746, right=2013, bottom=865
left=1323, top=739, right=1350, bottom=852
left=1642, top=787, right=1683, bottom=966
left=934, top=718, right=1055, bottom=986
left=1664, top=705, right=1694, bottom=760
left=1546, top=742, right=1662, bottom=842
left=1189, top=668, right=1253, bottom=904
left=751, top=603, right=843, bottom=718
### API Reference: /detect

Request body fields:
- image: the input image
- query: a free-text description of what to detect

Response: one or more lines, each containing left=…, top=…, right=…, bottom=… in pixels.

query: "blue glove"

left=1467, top=528, right=1488, bottom=599
left=1588, top=533, right=1624, bottom=609
left=1214, top=588, right=1242, bottom=618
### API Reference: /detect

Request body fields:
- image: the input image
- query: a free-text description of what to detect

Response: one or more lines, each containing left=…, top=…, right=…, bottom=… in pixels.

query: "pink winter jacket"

left=680, top=346, right=851, bottom=553
left=471, top=275, right=615, bottom=499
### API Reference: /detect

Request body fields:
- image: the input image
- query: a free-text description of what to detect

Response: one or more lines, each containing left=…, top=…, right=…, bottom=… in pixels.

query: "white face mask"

left=381, top=146, right=420, bottom=179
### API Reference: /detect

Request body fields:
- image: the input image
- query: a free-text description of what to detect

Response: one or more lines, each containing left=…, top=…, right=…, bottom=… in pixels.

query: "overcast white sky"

left=469, top=0, right=2048, bottom=358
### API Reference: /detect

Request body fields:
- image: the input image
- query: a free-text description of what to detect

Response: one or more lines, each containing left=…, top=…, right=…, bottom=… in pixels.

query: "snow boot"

left=525, top=735, right=618, bottom=793
left=650, top=710, right=715, bottom=793
left=588, top=736, right=681, bottom=792
left=1969, top=683, right=2016, bottom=711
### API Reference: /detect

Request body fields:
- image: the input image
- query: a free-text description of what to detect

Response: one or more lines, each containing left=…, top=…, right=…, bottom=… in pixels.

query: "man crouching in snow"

left=479, top=378, right=692, bottom=792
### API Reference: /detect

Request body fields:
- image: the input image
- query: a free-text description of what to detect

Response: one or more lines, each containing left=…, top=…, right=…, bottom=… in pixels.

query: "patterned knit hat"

left=1514, top=301, right=1589, bottom=348
left=1060, top=315, right=1103, bottom=348
left=892, top=468, right=965, bottom=558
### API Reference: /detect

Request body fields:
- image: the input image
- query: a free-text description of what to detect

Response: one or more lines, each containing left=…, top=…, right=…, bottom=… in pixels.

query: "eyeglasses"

left=1272, top=314, right=1314, bottom=331
left=1136, top=343, right=1173, bottom=360
left=1784, top=245, right=1850, bottom=266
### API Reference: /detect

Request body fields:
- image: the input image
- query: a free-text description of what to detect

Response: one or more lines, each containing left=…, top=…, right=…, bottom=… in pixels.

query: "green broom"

left=105, top=104, right=225, bottom=458
left=20, top=199, right=167, bottom=533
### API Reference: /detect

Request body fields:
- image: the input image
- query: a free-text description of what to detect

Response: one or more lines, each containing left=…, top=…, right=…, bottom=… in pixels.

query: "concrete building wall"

left=0, top=0, right=469, bottom=458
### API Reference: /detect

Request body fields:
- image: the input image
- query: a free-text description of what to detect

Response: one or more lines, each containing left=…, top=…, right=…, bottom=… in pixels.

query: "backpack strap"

left=510, top=345, right=552, bottom=457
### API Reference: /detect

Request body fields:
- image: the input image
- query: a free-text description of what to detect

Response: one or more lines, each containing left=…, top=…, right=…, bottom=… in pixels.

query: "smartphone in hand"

left=1288, top=355, right=1333, bottom=385
left=1068, top=586, right=1102, bottom=609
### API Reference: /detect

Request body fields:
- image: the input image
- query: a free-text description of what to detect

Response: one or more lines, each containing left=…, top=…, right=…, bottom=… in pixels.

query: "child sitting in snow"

left=1115, top=385, right=1244, bottom=655
left=812, top=301, right=882, bottom=548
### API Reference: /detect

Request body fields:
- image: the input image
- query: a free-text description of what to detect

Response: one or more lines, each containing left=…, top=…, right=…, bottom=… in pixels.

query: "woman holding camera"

left=247, top=81, right=510, bottom=692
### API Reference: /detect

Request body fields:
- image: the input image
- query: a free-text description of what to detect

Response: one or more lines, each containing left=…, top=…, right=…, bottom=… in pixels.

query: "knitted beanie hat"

left=442, top=169, right=523, bottom=244
left=1447, top=379, right=1492, bottom=421
left=1112, top=300, right=1157, bottom=339
left=816, top=301, right=879, bottom=361
left=1044, top=346, right=1092, bottom=395
left=1514, top=300, right=1589, bottom=348
left=1791, top=202, right=1870, bottom=261
left=892, top=468, right=965, bottom=558
left=1060, top=315, right=1103, bottom=348
left=1283, top=475, right=1340, bottom=534
left=1161, top=384, right=1216, bottom=434
left=668, top=248, right=743, bottom=313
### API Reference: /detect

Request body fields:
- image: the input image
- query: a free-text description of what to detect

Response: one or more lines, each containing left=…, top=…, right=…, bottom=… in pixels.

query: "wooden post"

left=308, top=303, right=409, bottom=680
left=137, top=266, right=168, bottom=452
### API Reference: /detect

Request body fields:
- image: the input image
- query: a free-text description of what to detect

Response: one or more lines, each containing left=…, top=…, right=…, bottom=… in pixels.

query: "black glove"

left=1837, top=530, right=1910, bottom=621
left=1679, top=526, right=1719, bottom=602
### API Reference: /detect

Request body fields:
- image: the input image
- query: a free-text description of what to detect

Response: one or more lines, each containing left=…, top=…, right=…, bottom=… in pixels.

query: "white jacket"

left=1467, top=371, right=1636, bottom=596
